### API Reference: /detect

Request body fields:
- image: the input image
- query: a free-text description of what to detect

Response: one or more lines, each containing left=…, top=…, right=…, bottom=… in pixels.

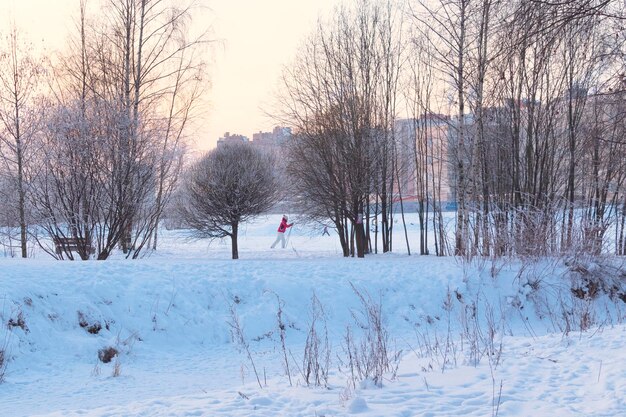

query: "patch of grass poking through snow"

left=78, top=311, right=103, bottom=335
left=0, top=303, right=16, bottom=383
left=91, top=362, right=101, bottom=377
left=8, top=310, right=28, bottom=333
left=266, top=291, right=293, bottom=387
left=341, top=283, right=401, bottom=389
left=0, top=338, right=7, bottom=383
left=112, top=358, right=122, bottom=377
left=228, top=301, right=263, bottom=389
left=299, top=292, right=330, bottom=388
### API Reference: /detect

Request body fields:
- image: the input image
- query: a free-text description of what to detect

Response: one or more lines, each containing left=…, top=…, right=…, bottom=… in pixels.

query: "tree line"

left=0, top=0, right=207, bottom=259
left=276, top=0, right=626, bottom=259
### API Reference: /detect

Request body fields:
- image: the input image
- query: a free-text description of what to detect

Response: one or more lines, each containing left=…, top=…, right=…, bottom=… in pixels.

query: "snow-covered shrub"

left=413, top=281, right=508, bottom=375
left=566, top=257, right=626, bottom=303
left=563, top=257, right=626, bottom=332
left=412, top=287, right=461, bottom=373
left=0, top=304, right=16, bottom=383
left=458, top=298, right=504, bottom=368
left=513, top=256, right=626, bottom=334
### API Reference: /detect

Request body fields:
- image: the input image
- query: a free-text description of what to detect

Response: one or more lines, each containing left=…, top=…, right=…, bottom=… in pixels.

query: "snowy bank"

left=0, top=217, right=624, bottom=416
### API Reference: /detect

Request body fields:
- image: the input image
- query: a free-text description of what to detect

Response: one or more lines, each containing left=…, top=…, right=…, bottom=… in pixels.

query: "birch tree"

left=411, top=0, right=473, bottom=257
left=0, top=28, right=44, bottom=258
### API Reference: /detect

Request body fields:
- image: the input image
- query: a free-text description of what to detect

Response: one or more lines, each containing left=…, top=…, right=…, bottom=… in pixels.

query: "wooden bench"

left=54, top=237, right=95, bottom=255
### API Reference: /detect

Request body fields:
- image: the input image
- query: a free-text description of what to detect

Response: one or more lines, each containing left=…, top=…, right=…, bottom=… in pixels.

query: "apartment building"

left=251, top=126, right=292, bottom=154
left=216, top=132, right=249, bottom=147
left=395, top=115, right=455, bottom=208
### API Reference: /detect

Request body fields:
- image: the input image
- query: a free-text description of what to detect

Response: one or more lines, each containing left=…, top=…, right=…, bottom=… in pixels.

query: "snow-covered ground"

left=0, top=214, right=624, bottom=416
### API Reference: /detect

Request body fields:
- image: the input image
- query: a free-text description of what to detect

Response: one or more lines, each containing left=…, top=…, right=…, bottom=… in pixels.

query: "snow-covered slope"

left=0, top=214, right=624, bottom=416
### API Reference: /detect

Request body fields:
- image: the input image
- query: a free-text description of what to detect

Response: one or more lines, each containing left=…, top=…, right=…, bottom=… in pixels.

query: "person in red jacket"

left=271, top=215, right=293, bottom=248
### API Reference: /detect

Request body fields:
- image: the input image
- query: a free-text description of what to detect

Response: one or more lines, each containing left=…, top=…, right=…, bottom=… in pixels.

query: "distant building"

left=251, top=126, right=292, bottom=153
left=251, top=127, right=293, bottom=210
left=216, top=132, right=249, bottom=148
left=395, top=115, right=454, bottom=208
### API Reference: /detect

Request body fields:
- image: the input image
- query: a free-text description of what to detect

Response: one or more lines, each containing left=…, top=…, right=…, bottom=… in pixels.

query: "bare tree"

left=101, top=0, right=208, bottom=256
left=410, top=0, right=474, bottom=257
left=278, top=0, right=404, bottom=258
left=28, top=0, right=208, bottom=260
left=404, top=29, right=450, bottom=256
left=0, top=27, right=43, bottom=258
left=31, top=96, right=143, bottom=260
left=178, top=143, right=280, bottom=260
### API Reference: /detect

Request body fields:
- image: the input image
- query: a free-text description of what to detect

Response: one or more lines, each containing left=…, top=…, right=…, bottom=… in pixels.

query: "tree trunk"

left=355, top=214, right=366, bottom=258
left=231, top=222, right=239, bottom=260
left=454, top=0, right=468, bottom=257
left=17, top=145, right=27, bottom=259
left=15, top=99, right=27, bottom=258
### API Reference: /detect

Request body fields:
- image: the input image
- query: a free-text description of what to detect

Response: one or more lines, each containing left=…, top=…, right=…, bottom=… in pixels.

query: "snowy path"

left=23, top=326, right=626, bottom=416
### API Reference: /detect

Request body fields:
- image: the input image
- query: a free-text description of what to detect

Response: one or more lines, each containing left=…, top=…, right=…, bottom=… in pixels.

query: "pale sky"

left=1, top=0, right=341, bottom=150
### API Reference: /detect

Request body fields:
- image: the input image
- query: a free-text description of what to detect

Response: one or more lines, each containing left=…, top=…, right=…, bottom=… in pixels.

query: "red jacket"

left=277, top=218, right=293, bottom=233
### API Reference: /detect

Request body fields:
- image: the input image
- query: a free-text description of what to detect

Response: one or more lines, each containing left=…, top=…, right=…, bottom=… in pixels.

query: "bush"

left=566, top=257, right=626, bottom=303
left=98, top=346, right=119, bottom=364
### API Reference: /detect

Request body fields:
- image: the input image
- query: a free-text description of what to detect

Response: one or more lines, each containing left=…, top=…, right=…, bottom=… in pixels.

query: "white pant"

left=271, top=232, right=286, bottom=248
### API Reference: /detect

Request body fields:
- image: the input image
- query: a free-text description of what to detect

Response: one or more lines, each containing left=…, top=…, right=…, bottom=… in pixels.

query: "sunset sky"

left=1, top=0, right=340, bottom=150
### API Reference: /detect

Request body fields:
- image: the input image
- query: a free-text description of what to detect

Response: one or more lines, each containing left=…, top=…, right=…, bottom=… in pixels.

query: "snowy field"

left=0, top=214, right=624, bottom=416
